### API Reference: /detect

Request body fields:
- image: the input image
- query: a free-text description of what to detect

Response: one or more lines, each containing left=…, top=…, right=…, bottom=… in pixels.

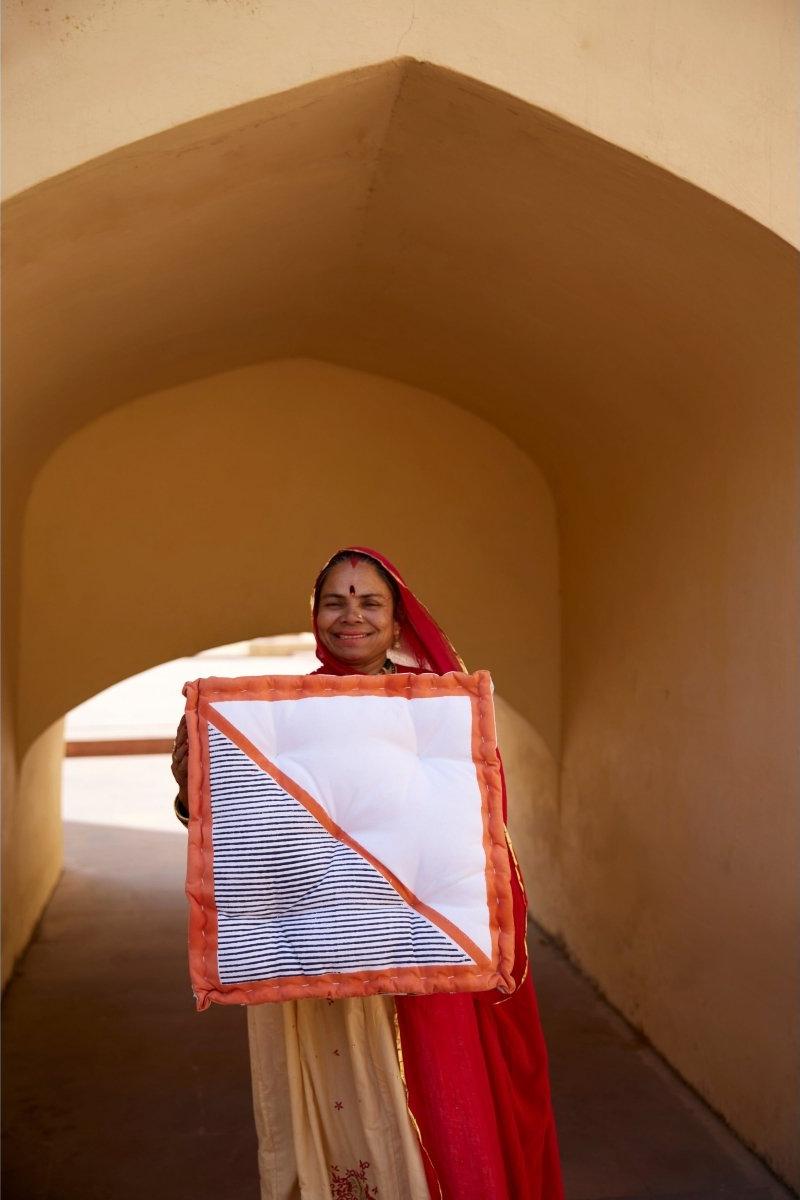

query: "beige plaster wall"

left=558, top=425, right=799, bottom=1186
left=17, top=358, right=561, bottom=752
left=4, top=0, right=798, bottom=244
left=494, top=695, right=561, bottom=934
left=1, top=720, right=64, bottom=988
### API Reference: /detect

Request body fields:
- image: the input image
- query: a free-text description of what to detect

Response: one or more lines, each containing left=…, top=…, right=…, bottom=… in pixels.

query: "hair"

left=313, top=551, right=402, bottom=617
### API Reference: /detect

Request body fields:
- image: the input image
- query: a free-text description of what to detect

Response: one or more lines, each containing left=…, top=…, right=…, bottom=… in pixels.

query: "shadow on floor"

left=2, top=822, right=792, bottom=1200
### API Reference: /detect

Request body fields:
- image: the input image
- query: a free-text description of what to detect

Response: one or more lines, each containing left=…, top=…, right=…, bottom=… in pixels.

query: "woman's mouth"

left=334, top=631, right=372, bottom=641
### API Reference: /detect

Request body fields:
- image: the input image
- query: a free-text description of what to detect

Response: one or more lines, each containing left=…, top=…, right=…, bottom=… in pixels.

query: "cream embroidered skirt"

left=247, top=995, right=431, bottom=1200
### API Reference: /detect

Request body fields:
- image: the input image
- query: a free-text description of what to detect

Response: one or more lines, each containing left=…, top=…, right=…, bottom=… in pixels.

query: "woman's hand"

left=172, top=715, right=190, bottom=826
left=171, top=715, right=188, bottom=785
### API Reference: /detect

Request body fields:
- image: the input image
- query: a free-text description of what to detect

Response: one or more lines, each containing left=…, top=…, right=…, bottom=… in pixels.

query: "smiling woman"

left=170, top=546, right=564, bottom=1197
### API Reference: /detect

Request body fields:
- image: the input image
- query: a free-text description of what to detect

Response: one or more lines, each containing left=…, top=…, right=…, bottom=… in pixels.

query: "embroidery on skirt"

left=329, top=1159, right=379, bottom=1198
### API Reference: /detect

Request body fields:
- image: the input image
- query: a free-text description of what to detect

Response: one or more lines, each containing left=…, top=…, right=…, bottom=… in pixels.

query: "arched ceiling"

left=5, top=1, right=797, bottom=244
left=4, top=58, right=797, bottom=524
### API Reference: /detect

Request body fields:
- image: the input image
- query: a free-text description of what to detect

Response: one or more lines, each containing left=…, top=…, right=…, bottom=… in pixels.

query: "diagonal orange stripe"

left=201, top=699, right=492, bottom=970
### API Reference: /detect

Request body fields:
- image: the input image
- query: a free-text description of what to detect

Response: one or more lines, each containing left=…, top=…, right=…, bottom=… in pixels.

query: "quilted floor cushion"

left=182, top=670, right=515, bottom=1009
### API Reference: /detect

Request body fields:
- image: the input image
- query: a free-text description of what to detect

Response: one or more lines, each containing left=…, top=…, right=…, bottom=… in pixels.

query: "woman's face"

left=316, top=559, right=399, bottom=674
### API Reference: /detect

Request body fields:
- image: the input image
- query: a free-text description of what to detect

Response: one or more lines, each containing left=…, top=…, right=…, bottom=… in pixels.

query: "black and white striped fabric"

left=208, top=727, right=473, bottom=985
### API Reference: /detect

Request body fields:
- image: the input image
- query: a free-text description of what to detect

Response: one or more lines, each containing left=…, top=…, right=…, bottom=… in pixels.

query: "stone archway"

left=3, top=60, right=797, bottom=1180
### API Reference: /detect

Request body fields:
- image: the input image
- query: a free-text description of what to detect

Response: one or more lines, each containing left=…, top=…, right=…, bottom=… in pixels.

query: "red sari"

left=312, top=548, right=564, bottom=1200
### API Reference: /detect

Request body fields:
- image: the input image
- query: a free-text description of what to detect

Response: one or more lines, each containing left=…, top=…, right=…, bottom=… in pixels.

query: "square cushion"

left=182, top=670, right=515, bottom=1008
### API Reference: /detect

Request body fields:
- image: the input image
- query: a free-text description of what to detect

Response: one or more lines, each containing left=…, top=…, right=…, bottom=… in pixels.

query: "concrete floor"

left=2, top=819, right=793, bottom=1200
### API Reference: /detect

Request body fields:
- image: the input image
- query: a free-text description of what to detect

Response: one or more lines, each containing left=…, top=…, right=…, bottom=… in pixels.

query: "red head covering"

left=311, top=546, right=465, bottom=676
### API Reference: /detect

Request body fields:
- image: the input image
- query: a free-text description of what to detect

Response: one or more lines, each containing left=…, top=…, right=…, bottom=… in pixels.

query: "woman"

left=173, top=547, right=564, bottom=1200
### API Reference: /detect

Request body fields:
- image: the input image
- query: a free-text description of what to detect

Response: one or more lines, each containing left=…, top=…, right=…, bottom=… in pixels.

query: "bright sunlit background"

left=61, top=635, right=319, bottom=833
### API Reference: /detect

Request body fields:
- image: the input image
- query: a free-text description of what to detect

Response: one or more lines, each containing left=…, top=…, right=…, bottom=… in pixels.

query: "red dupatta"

left=311, top=547, right=564, bottom=1200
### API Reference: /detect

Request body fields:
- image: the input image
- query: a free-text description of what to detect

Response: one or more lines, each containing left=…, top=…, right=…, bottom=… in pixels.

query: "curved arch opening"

left=61, top=634, right=318, bottom=831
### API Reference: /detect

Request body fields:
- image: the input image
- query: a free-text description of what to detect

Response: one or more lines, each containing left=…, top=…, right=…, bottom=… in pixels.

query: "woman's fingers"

left=171, top=716, right=189, bottom=783
left=171, top=715, right=191, bottom=826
